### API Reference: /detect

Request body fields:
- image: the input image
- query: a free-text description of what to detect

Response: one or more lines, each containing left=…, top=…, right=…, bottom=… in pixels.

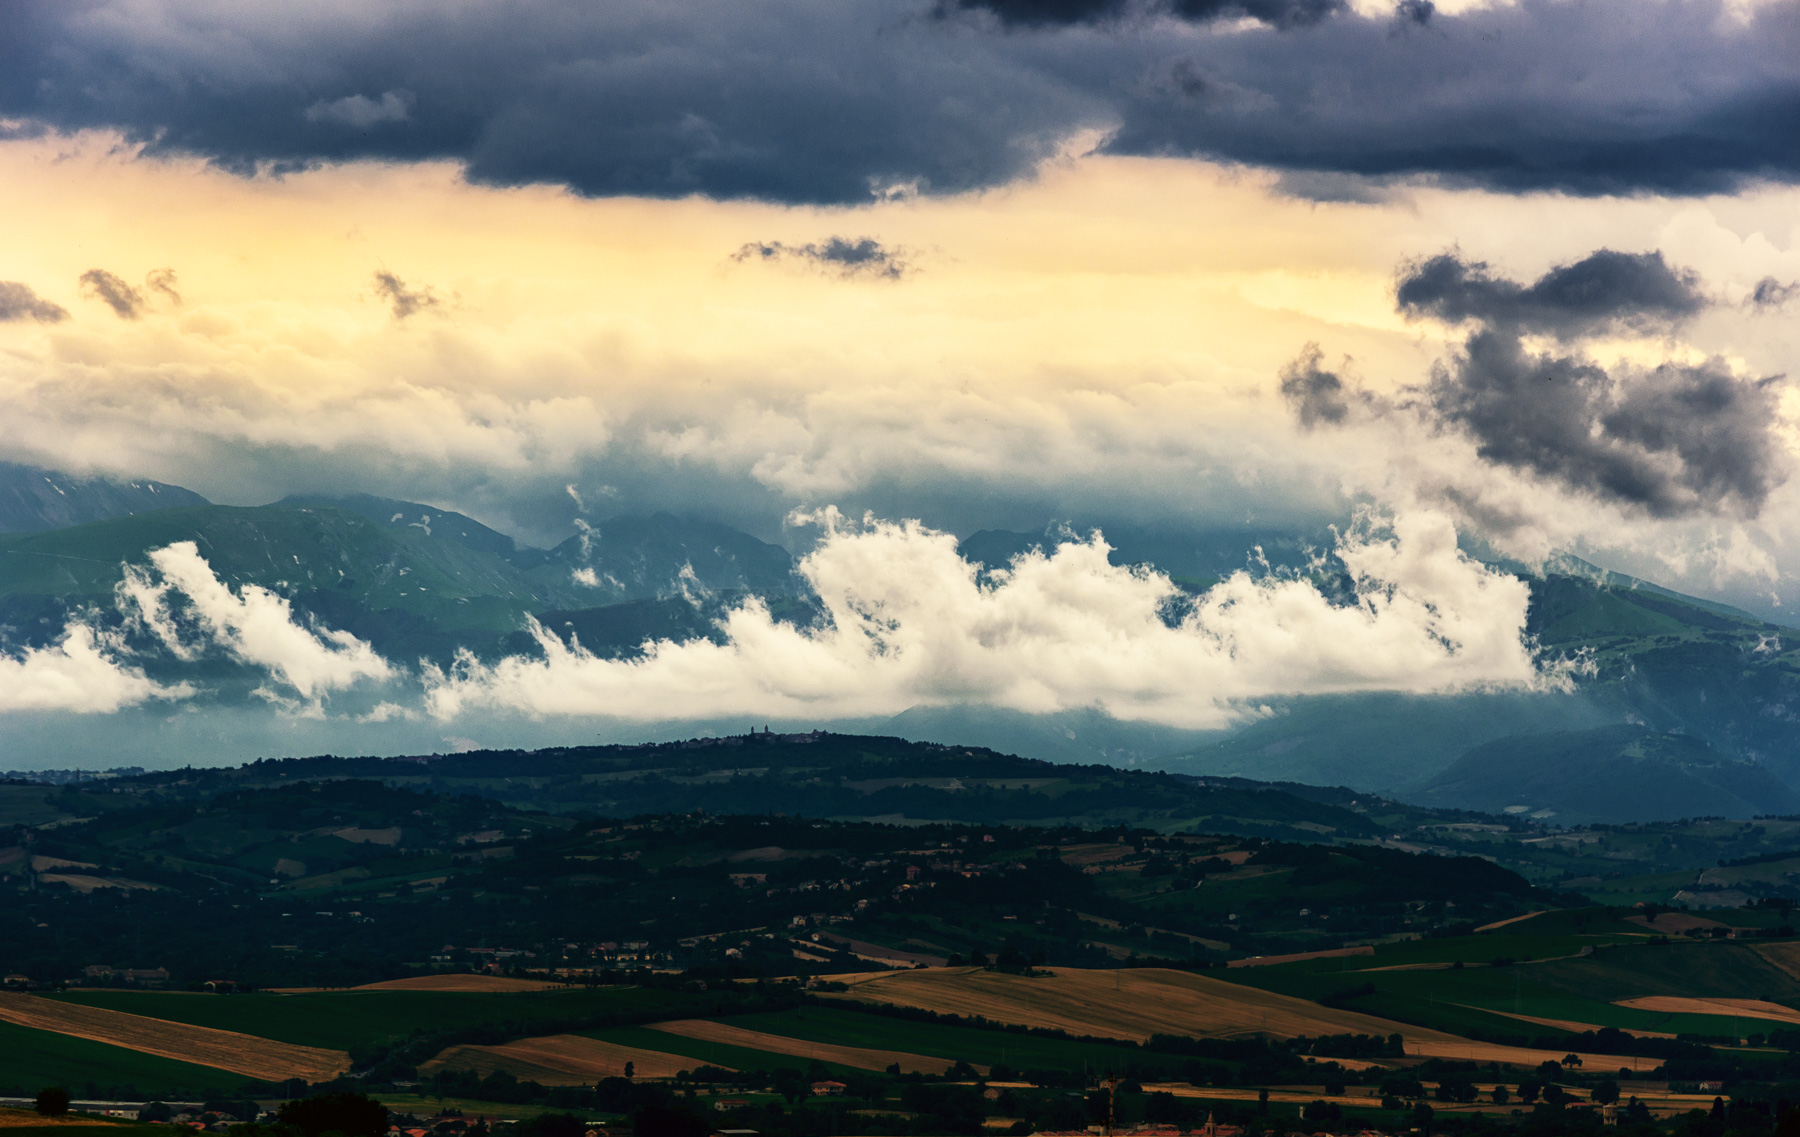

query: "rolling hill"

left=1413, top=725, right=1800, bottom=823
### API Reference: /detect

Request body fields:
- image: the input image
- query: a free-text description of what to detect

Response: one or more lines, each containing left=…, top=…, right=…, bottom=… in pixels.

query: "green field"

left=54, top=988, right=710, bottom=1052
left=1220, top=939, right=1800, bottom=1041
left=0, top=1020, right=254, bottom=1097
left=713, top=1006, right=1178, bottom=1073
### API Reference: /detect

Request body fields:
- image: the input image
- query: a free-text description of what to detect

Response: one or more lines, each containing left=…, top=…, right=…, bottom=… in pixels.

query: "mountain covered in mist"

left=0, top=461, right=209, bottom=533
left=5, top=467, right=1800, bottom=822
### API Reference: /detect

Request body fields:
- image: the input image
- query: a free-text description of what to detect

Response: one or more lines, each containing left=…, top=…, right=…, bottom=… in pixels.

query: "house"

left=809, top=1081, right=846, bottom=1096
left=711, top=1100, right=752, bottom=1112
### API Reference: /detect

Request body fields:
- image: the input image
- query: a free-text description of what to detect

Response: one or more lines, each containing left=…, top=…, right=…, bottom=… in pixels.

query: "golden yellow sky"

left=2, top=130, right=1797, bottom=599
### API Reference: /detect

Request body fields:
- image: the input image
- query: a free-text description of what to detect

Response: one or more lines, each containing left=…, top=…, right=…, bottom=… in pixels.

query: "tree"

left=278, top=1092, right=389, bottom=1137
left=1409, top=1101, right=1434, bottom=1134
left=1592, top=1079, right=1620, bottom=1106
left=35, top=1088, right=69, bottom=1117
left=513, top=1115, right=584, bottom=1137
left=634, top=1103, right=708, bottom=1137
left=624, top=1061, right=635, bottom=1079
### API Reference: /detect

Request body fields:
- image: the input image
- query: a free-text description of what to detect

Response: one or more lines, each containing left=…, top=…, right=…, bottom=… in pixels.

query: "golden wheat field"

left=420, top=1035, right=699, bottom=1084
left=1614, top=996, right=1800, bottom=1026
left=355, top=975, right=571, bottom=993
left=647, top=1018, right=983, bottom=1076
left=269, top=975, right=574, bottom=994
left=1467, top=1006, right=1676, bottom=1039
left=1752, top=942, right=1800, bottom=984
left=1406, top=1039, right=1662, bottom=1072
left=0, top=994, right=350, bottom=1082
left=0, top=1107, right=115, bottom=1128
left=820, top=967, right=1666, bottom=1071
left=820, top=966, right=1438, bottom=1042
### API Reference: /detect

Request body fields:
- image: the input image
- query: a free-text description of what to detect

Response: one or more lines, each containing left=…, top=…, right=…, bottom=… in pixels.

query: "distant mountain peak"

left=0, top=461, right=209, bottom=533
left=275, top=492, right=519, bottom=557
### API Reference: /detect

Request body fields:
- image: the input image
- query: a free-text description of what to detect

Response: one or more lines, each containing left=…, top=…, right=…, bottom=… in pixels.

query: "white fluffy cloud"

left=0, top=625, right=188, bottom=714
left=424, top=511, right=1549, bottom=728
left=117, top=542, right=392, bottom=706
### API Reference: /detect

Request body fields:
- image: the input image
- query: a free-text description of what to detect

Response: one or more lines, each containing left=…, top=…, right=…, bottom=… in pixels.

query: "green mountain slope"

left=1414, top=725, right=1800, bottom=823
left=1158, top=566, right=1800, bottom=801
left=0, top=461, right=210, bottom=533
left=0, top=502, right=797, bottom=666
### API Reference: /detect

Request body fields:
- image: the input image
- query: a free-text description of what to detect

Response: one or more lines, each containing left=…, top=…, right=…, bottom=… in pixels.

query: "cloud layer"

left=425, top=512, right=1547, bottom=728
left=3, top=0, right=1800, bottom=202
left=119, top=541, right=393, bottom=706
left=0, top=543, right=393, bottom=716
left=0, top=626, right=185, bottom=714
left=1289, top=248, right=1792, bottom=524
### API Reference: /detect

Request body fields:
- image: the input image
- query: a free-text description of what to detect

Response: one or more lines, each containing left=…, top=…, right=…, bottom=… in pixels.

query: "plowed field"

left=420, top=1035, right=698, bottom=1083
left=353, top=975, right=570, bottom=993
left=0, top=994, right=350, bottom=1082
left=647, top=1019, right=981, bottom=1075
left=269, top=975, right=572, bottom=994
left=0, top=1107, right=114, bottom=1128
left=820, top=966, right=1434, bottom=1042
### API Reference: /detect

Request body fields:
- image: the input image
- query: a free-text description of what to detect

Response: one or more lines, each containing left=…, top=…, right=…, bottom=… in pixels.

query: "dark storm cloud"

left=1423, top=332, right=1784, bottom=518
left=0, top=0, right=1798, bottom=203
left=732, top=237, right=909, bottom=280
left=0, top=282, right=69, bottom=323
left=938, top=0, right=1130, bottom=27
left=372, top=272, right=438, bottom=320
left=942, top=0, right=1341, bottom=30
left=78, top=270, right=146, bottom=319
left=1397, top=250, right=1708, bottom=338
left=1278, top=344, right=1353, bottom=428
left=1392, top=0, right=1432, bottom=26
left=1289, top=250, right=1788, bottom=518
left=144, top=268, right=182, bottom=306
left=1752, top=278, right=1798, bottom=309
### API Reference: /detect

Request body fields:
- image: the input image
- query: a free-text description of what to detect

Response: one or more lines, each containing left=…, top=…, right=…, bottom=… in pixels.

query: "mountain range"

left=4, top=461, right=1800, bottom=824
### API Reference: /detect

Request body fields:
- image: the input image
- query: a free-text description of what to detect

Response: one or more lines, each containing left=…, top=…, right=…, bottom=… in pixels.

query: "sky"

left=1, top=0, right=1799, bottom=758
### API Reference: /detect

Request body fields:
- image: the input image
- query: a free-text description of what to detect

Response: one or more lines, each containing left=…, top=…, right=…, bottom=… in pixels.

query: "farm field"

left=647, top=1018, right=979, bottom=1076
left=274, top=976, right=573, bottom=994
left=0, top=1020, right=252, bottom=1097
left=0, top=994, right=348, bottom=1082
left=374, top=1094, right=613, bottom=1121
left=714, top=1006, right=1167, bottom=1073
left=819, top=966, right=1442, bottom=1042
left=1403, top=1038, right=1661, bottom=1072
left=1144, top=1082, right=1721, bottom=1120
left=53, top=987, right=703, bottom=1052
left=0, top=1107, right=162, bottom=1132
left=817, top=966, right=1703, bottom=1071
left=1614, top=996, right=1800, bottom=1027
left=420, top=1034, right=695, bottom=1083
left=580, top=1025, right=865, bottom=1078
left=1217, top=941, right=1799, bottom=1040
